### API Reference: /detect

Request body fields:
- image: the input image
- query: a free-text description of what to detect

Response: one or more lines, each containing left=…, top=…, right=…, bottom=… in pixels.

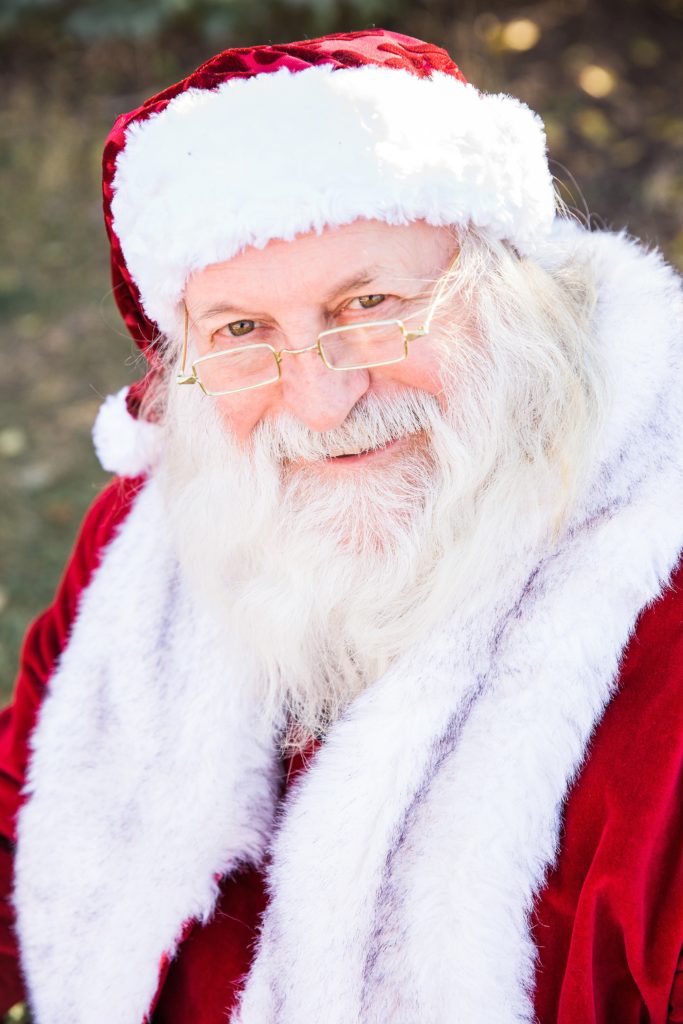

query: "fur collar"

left=13, top=224, right=683, bottom=1024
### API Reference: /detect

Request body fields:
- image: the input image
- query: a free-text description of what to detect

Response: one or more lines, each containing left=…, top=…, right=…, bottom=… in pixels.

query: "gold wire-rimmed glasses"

left=176, top=251, right=459, bottom=398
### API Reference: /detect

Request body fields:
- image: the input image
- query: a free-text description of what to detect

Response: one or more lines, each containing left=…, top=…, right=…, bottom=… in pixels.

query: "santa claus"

left=1, top=28, right=682, bottom=1024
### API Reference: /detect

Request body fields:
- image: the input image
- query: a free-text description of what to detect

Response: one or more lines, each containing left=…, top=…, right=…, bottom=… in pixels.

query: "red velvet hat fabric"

left=101, top=30, right=466, bottom=414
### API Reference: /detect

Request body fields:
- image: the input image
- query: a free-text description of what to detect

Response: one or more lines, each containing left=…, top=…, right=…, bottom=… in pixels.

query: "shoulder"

left=614, top=555, right=683, bottom=739
left=18, top=472, right=147, bottom=665
left=537, top=218, right=683, bottom=323
left=539, top=216, right=682, bottom=278
left=66, top=475, right=146, bottom=585
left=32, top=475, right=147, bottom=639
left=532, top=557, right=683, bottom=1022
left=553, top=555, right=683, bottom=860
left=585, top=555, right=683, bottom=814
left=0, top=475, right=146, bottom=842
left=17, top=473, right=146, bottom=678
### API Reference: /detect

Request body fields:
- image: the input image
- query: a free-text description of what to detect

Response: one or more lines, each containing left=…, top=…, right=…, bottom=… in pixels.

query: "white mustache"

left=251, top=390, right=441, bottom=463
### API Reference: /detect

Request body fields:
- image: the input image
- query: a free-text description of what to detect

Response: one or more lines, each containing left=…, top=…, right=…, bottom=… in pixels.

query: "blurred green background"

left=1, top=0, right=682, bottom=696
left=0, top=1, right=682, bottom=1020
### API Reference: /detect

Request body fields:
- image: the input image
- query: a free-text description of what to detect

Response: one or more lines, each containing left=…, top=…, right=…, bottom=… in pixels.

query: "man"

left=0, top=27, right=682, bottom=1024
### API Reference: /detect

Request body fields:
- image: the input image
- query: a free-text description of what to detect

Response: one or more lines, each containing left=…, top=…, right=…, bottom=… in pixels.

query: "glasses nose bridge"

left=278, top=340, right=321, bottom=359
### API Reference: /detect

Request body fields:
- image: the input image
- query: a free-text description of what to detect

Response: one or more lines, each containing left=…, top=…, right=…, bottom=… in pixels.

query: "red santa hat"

left=102, top=28, right=556, bottom=419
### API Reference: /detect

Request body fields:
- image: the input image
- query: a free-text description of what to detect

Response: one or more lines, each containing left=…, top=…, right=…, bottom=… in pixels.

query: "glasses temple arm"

left=180, top=306, right=189, bottom=373
left=422, top=248, right=461, bottom=333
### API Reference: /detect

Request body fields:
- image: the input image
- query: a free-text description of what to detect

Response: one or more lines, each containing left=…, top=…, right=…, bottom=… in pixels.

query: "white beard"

left=157, top=234, right=604, bottom=750
left=158, top=359, right=569, bottom=749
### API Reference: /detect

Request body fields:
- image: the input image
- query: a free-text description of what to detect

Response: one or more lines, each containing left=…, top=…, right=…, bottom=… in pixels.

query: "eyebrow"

left=193, top=266, right=387, bottom=322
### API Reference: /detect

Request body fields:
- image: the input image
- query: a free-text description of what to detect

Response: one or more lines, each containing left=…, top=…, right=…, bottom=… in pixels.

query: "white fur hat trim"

left=111, top=63, right=556, bottom=338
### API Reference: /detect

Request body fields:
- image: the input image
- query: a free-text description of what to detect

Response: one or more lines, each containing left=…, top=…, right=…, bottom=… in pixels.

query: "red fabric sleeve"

left=0, top=845, right=23, bottom=1012
left=149, top=742, right=321, bottom=1023
left=532, top=559, right=683, bottom=1024
left=670, top=946, right=683, bottom=1022
left=0, top=475, right=143, bottom=1014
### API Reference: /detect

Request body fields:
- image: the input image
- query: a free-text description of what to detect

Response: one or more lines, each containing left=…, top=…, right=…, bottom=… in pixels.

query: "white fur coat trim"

left=14, top=481, right=281, bottom=1024
left=111, top=63, right=555, bottom=338
left=13, top=227, right=683, bottom=1024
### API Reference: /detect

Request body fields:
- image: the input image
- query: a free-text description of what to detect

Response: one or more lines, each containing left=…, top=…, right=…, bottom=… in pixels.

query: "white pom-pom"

left=92, top=387, right=162, bottom=477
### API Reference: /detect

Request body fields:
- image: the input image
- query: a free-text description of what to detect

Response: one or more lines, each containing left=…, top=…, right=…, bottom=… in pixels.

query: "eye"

left=353, top=294, right=386, bottom=310
left=225, top=319, right=256, bottom=337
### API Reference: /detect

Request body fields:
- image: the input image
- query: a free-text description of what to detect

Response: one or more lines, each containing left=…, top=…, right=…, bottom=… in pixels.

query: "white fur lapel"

left=234, top=227, right=683, bottom=1023
left=13, top=226, right=683, bottom=1024
left=234, top=471, right=683, bottom=1024
left=13, top=481, right=281, bottom=1024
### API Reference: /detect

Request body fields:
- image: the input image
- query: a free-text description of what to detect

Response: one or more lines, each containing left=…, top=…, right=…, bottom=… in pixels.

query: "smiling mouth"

left=325, top=437, right=402, bottom=462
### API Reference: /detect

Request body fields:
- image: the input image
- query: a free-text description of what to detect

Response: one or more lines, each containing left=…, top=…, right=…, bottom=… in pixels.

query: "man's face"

left=182, top=219, right=458, bottom=459
left=165, top=219, right=588, bottom=743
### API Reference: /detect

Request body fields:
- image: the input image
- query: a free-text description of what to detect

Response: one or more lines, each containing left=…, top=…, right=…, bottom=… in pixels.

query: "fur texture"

left=92, top=387, right=161, bottom=476
left=110, top=64, right=556, bottom=337
left=13, top=225, right=683, bottom=1024
left=14, top=482, right=281, bottom=1024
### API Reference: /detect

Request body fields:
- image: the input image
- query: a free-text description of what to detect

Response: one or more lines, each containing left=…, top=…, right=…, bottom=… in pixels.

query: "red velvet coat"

left=0, top=476, right=682, bottom=1022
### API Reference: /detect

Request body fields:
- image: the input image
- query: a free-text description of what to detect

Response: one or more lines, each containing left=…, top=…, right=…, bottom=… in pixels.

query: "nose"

left=278, top=345, right=370, bottom=432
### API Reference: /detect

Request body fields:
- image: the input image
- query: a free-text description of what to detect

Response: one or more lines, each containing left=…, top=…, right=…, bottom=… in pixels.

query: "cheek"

left=213, top=391, right=272, bottom=443
left=372, top=341, right=445, bottom=401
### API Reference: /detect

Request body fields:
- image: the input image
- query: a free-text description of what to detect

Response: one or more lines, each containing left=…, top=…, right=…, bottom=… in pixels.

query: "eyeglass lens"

left=195, top=322, right=406, bottom=395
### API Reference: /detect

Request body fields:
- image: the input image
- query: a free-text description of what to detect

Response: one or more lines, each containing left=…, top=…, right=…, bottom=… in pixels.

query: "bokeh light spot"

left=579, top=64, right=617, bottom=98
left=500, top=18, right=541, bottom=52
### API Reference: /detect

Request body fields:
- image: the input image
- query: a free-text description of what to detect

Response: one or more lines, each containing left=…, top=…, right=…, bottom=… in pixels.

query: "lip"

left=324, top=436, right=404, bottom=465
left=284, top=433, right=420, bottom=476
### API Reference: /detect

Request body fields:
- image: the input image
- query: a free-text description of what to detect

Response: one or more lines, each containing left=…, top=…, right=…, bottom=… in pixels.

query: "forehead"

left=184, top=219, right=455, bottom=311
